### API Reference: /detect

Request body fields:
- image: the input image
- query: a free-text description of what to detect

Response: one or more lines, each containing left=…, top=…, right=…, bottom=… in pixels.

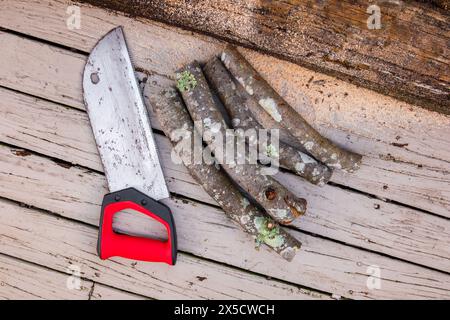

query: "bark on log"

left=419, top=0, right=450, bottom=11
left=148, top=81, right=301, bottom=261
left=78, top=0, right=450, bottom=115
left=204, top=56, right=332, bottom=186
left=177, top=62, right=307, bottom=225
left=221, top=47, right=362, bottom=173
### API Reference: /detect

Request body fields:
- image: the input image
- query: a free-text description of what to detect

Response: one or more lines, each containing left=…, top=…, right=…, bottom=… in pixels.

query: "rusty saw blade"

left=82, top=27, right=169, bottom=200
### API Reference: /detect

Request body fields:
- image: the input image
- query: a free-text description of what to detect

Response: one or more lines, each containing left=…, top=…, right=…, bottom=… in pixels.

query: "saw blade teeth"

left=82, top=27, right=169, bottom=199
left=129, top=52, right=137, bottom=69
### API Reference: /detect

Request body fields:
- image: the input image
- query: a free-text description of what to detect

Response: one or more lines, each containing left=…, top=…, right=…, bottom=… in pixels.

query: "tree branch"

left=147, top=77, right=301, bottom=261
left=221, top=47, right=362, bottom=173
left=177, top=62, right=307, bottom=225
left=204, top=56, right=332, bottom=186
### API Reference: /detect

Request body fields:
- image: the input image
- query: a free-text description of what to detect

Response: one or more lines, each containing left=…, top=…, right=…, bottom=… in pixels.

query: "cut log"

left=177, top=61, right=307, bottom=224
left=221, top=47, right=362, bottom=173
left=77, top=0, right=450, bottom=115
left=204, top=56, right=332, bottom=185
left=148, top=80, right=302, bottom=261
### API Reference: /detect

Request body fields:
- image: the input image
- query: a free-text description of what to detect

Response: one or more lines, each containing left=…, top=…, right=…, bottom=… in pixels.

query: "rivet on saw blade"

left=90, top=72, right=100, bottom=84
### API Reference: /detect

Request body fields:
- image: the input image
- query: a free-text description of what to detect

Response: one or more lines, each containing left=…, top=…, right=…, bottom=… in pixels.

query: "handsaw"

left=82, top=27, right=177, bottom=265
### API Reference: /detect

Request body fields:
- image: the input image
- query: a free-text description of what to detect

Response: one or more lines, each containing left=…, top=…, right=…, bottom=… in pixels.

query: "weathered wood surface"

left=2, top=84, right=450, bottom=273
left=0, top=253, right=138, bottom=299
left=0, top=1, right=449, bottom=216
left=0, top=254, right=91, bottom=299
left=0, top=0, right=449, bottom=300
left=0, top=199, right=324, bottom=300
left=89, top=283, right=147, bottom=300
left=75, top=0, right=450, bottom=114
left=420, top=0, right=450, bottom=11
left=1, top=145, right=450, bottom=299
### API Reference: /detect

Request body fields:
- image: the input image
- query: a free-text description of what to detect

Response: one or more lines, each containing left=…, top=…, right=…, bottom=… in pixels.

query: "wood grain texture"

left=0, top=145, right=449, bottom=299
left=0, top=254, right=141, bottom=300
left=0, top=2, right=448, bottom=216
left=0, top=254, right=91, bottom=299
left=2, top=86, right=450, bottom=273
left=75, top=0, right=450, bottom=114
left=0, top=199, right=328, bottom=300
left=89, top=283, right=147, bottom=300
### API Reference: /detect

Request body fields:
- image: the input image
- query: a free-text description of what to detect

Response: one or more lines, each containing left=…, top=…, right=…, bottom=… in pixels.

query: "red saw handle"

left=97, top=188, right=177, bottom=265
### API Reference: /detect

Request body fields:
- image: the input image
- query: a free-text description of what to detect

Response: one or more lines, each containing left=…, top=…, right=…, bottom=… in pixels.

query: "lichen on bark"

left=203, top=57, right=332, bottom=185
left=221, top=47, right=362, bottom=173
left=146, top=75, right=301, bottom=261
left=177, top=61, right=307, bottom=225
left=176, top=70, right=197, bottom=92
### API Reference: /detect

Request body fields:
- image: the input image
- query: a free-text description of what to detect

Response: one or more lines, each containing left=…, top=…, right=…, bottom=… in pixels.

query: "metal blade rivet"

left=141, top=199, right=148, bottom=206
left=90, top=72, right=100, bottom=84
left=114, top=195, right=121, bottom=201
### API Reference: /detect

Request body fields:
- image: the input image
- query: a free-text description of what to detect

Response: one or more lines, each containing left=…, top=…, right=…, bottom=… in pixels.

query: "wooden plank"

left=0, top=3, right=449, bottom=215
left=1, top=86, right=450, bottom=273
left=0, top=31, right=85, bottom=109
left=0, top=253, right=138, bottom=300
left=0, top=254, right=91, bottom=299
left=0, top=199, right=328, bottom=300
left=0, top=145, right=449, bottom=299
left=90, top=283, right=147, bottom=300
left=75, top=0, right=450, bottom=114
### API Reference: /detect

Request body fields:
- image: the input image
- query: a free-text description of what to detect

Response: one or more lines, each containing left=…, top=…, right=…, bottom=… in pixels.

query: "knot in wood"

left=265, top=187, right=277, bottom=200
